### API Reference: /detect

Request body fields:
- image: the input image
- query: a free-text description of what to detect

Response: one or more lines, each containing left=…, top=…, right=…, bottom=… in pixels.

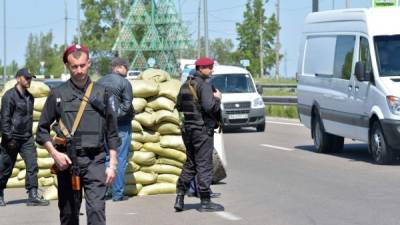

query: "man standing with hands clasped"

left=0, top=68, right=49, bottom=207
left=36, top=44, right=120, bottom=225
left=174, top=57, right=224, bottom=212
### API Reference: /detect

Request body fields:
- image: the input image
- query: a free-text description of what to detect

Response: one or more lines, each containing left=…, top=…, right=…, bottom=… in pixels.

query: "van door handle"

left=348, top=85, right=353, bottom=91
left=355, top=86, right=359, bottom=92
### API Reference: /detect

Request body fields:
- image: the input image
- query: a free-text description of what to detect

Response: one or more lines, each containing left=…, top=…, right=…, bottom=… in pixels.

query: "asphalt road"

left=2, top=117, right=400, bottom=225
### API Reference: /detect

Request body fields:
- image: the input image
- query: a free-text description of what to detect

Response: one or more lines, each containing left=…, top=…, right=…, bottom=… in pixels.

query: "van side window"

left=334, top=36, right=355, bottom=80
left=304, top=36, right=336, bottom=76
left=359, top=37, right=373, bottom=76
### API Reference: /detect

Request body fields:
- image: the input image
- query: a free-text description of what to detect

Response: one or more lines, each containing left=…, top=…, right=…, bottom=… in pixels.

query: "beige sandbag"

left=124, top=184, right=143, bottom=196
left=133, top=171, right=158, bottom=185
left=37, top=148, right=50, bottom=158
left=38, top=169, right=52, bottom=178
left=154, top=109, right=180, bottom=125
left=131, top=80, right=159, bottom=98
left=133, top=130, right=160, bottom=143
left=38, top=157, right=55, bottom=169
left=126, top=161, right=141, bottom=173
left=137, top=183, right=176, bottom=196
left=43, top=185, right=58, bottom=200
left=143, top=143, right=186, bottom=162
left=29, top=80, right=51, bottom=98
left=17, top=169, right=26, bottom=180
left=11, top=168, right=20, bottom=177
left=131, top=141, right=143, bottom=151
left=33, top=110, right=41, bottom=121
left=133, top=98, right=147, bottom=113
left=32, top=121, right=39, bottom=134
left=147, top=96, right=175, bottom=111
left=131, top=120, right=143, bottom=132
left=0, top=79, right=17, bottom=96
left=135, top=111, right=156, bottom=128
left=139, top=68, right=170, bottom=83
left=160, top=135, right=186, bottom=152
left=6, top=177, right=25, bottom=188
left=15, top=160, right=26, bottom=169
left=158, top=79, right=181, bottom=101
left=157, top=157, right=184, bottom=168
left=124, top=173, right=137, bottom=185
left=34, top=97, right=47, bottom=111
left=156, top=123, right=181, bottom=135
left=132, top=151, right=156, bottom=166
left=17, top=153, right=22, bottom=161
left=141, top=164, right=182, bottom=176
left=39, top=177, right=54, bottom=186
left=157, top=174, right=179, bottom=184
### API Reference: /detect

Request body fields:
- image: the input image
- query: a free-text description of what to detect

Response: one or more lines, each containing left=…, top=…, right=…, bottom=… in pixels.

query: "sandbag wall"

left=0, top=68, right=186, bottom=199
left=0, top=80, right=58, bottom=199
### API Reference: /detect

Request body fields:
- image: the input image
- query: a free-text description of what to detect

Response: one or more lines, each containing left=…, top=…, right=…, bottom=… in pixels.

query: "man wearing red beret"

left=174, top=57, right=224, bottom=212
left=36, top=44, right=120, bottom=225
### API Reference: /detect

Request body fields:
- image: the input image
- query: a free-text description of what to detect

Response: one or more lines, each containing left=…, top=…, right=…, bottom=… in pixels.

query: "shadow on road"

left=295, top=143, right=400, bottom=165
left=222, top=127, right=262, bottom=134
left=6, top=198, right=27, bottom=205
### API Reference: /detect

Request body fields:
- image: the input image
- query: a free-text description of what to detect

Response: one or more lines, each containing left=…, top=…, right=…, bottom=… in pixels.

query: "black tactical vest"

left=177, top=77, right=205, bottom=127
left=58, top=81, right=107, bottom=149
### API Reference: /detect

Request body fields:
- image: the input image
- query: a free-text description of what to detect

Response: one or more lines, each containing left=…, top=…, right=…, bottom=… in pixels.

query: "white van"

left=210, top=65, right=265, bottom=132
left=297, top=8, right=400, bottom=164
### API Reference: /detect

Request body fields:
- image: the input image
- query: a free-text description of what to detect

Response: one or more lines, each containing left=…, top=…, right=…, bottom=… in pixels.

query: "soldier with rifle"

left=36, top=44, right=120, bottom=225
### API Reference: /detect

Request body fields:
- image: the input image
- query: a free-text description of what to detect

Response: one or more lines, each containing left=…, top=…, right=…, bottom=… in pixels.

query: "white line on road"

left=261, top=144, right=295, bottom=152
left=215, top=211, right=242, bottom=221
left=266, top=120, right=303, bottom=127
left=126, top=212, right=137, bottom=215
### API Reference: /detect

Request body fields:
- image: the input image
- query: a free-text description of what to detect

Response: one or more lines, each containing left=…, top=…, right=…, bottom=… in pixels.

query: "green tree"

left=210, top=38, right=235, bottom=65
left=236, top=0, right=279, bottom=77
left=80, top=0, right=131, bottom=75
left=25, top=31, right=64, bottom=78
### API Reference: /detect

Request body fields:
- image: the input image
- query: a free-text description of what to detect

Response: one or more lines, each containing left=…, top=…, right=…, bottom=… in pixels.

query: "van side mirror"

left=256, top=84, right=263, bottom=95
left=355, top=62, right=370, bottom=82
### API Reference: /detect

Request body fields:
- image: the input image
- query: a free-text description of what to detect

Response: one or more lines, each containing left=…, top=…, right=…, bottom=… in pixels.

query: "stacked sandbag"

left=128, top=69, right=186, bottom=196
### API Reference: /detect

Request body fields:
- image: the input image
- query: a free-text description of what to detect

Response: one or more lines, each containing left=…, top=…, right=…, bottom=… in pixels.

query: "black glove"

left=7, top=138, right=19, bottom=152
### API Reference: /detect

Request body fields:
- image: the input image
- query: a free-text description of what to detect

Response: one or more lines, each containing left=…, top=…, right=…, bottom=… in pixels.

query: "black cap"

left=15, top=68, right=36, bottom=79
left=111, top=57, right=129, bottom=69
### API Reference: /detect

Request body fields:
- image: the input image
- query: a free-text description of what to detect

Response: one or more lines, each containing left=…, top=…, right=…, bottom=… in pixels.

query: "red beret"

left=195, top=57, right=214, bottom=67
left=63, top=44, right=89, bottom=63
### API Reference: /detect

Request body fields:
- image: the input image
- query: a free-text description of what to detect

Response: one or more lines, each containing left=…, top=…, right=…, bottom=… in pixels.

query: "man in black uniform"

left=36, top=44, right=120, bottom=225
left=97, top=57, right=134, bottom=202
left=0, top=68, right=49, bottom=207
left=174, top=57, right=224, bottom=212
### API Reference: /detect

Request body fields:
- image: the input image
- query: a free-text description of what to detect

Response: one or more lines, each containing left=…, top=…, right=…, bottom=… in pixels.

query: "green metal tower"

left=113, top=0, right=191, bottom=76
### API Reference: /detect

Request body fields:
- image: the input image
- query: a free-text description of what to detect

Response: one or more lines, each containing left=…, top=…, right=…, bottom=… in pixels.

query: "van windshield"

left=210, top=74, right=255, bottom=93
left=374, top=35, right=400, bottom=77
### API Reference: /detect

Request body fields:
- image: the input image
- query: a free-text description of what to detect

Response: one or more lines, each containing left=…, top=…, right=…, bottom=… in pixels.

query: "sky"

left=0, top=0, right=373, bottom=77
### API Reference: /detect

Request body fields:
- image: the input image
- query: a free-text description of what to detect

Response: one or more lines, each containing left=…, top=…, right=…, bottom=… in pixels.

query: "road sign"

left=372, top=0, right=398, bottom=7
left=147, top=57, right=156, bottom=68
left=240, top=59, right=250, bottom=67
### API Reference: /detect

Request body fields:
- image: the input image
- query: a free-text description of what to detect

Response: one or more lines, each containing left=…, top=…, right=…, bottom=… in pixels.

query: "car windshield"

left=210, top=74, right=255, bottom=93
left=374, top=35, right=400, bottom=77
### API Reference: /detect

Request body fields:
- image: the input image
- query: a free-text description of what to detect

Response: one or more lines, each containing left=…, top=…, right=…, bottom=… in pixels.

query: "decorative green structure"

left=113, top=0, right=191, bottom=76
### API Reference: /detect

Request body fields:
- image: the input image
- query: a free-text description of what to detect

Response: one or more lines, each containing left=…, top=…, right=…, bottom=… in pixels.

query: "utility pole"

left=312, top=0, right=319, bottom=12
left=204, top=0, right=209, bottom=57
left=64, top=0, right=68, bottom=74
left=3, top=0, right=6, bottom=82
left=77, top=0, right=81, bottom=44
left=332, top=0, right=335, bottom=9
left=259, top=6, right=264, bottom=78
left=197, top=0, right=201, bottom=58
left=274, top=0, right=280, bottom=80
left=346, top=0, right=351, bottom=8
left=116, top=0, right=122, bottom=56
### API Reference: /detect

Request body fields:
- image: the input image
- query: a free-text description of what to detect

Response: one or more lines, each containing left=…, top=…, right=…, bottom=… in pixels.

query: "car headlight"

left=252, top=96, right=265, bottom=108
left=387, top=96, right=400, bottom=116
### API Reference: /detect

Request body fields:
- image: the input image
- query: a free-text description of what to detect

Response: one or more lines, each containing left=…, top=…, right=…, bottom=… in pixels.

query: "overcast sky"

left=0, top=0, right=372, bottom=77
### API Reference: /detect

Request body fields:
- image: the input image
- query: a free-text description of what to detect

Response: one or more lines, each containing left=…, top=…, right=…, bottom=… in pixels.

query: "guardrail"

left=258, top=83, right=297, bottom=106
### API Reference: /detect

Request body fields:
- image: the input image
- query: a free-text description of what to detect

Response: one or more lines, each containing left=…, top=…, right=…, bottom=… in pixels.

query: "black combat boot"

left=0, top=189, right=5, bottom=206
left=27, top=188, right=50, bottom=206
left=174, top=193, right=185, bottom=212
left=198, top=194, right=224, bottom=212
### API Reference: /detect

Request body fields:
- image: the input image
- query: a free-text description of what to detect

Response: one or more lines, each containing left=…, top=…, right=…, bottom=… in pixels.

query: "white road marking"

left=126, top=212, right=137, bottom=215
left=261, top=144, right=295, bottom=152
left=215, top=211, right=242, bottom=221
left=266, top=120, right=303, bottom=127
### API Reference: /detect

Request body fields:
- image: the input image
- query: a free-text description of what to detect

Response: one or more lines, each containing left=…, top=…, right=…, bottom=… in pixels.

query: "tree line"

left=12, top=0, right=279, bottom=78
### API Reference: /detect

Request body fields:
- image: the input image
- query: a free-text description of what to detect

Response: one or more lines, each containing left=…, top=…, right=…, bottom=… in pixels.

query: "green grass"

left=255, top=77, right=297, bottom=85
left=266, top=105, right=298, bottom=119
left=263, top=88, right=296, bottom=96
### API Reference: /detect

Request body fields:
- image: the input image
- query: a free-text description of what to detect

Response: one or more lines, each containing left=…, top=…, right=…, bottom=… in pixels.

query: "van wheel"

left=312, top=116, right=344, bottom=153
left=256, top=123, right=265, bottom=132
left=369, top=121, right=394, bottom=164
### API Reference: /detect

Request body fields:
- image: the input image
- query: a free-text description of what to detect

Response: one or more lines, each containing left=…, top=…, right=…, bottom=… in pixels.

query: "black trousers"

left=177, top=126, right=214, bottom=197
left=57, top=150, right=107, bottom=225
left=0, top=137, right=38, bottom=190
